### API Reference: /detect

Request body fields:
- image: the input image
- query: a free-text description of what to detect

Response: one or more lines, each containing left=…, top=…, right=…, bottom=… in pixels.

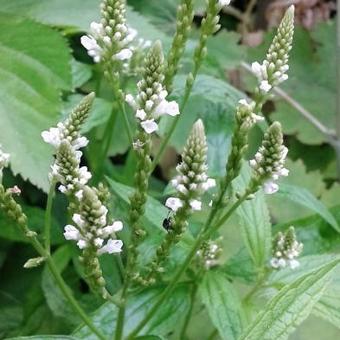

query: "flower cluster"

left=196, top=239, right=222, bottom=269
left=64, top=186, right=123, bottom=255
left=81, top=0, right=136, bottom=64
left=166, top=119, right=215, bottom=214
left=42, top=93, right=95, bottom=195
left=236, top=99, right=264, bottom=129
left=126, top=41, right=180, bottom=135
left=250, top=122, right=289, bottom=194
left=270, top=226, right=303, bottom=269
left=251, top=5, right=294, bottom=93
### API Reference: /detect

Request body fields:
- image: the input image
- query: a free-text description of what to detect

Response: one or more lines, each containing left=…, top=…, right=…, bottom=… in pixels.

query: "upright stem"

left=44, top=182, right=55, bottom=253
left=113, top=278, right=129, bottom=340
left=180, top=283, right=198, bottom=339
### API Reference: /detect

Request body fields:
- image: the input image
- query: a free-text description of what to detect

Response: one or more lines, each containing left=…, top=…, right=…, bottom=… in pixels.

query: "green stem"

left=113, top=279, right=129, bottom=340
left=44, top=182, right=55, bottom=253
left=27, top=236, right=106, bottom=339
left=180, top=283, right=198, bottom=339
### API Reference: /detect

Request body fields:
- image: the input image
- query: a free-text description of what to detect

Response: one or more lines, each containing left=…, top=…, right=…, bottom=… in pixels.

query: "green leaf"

left=8, top=337, right=79, bottom=340
left=0, top=13, right=72, bottom=190
left=277, top=183, right=340, bottom=233
left=41, top=245, right=80, bottom=327
left=106, top=178, right=167, bottom=233
left=0, top=291, right=23, bottom=336
left=199, top=271, right=244, bottom=340
left=240, top=259, right=340, bottom=340
left=167, top=75, right=244, bottom=177
left=233, top=164, right=272, bottom=268
left=74, top=284, right=190, bottom=339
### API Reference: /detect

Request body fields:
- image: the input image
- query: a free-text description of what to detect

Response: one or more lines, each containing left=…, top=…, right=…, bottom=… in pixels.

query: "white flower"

left=90, top=21, right=104, bottom=37
left=263, top=180, right=279, bottom=194
left=73, top=136, right=89, bottom=150
left=115, top=48, right=133, bottom=60
left=72, top=214, right=86, bottom=229
left=102, top=221, right=123, bottom=237
left=64, top=225, right=80, bottom=241
left=218, top=0, right=231, bottom=7
left=41, top=128, right=61, bottom=148
left=98, top=239, right=123, bottom=255
left=77, top=239, right=87, bottom=249
left=78, top=166, right=92, bottom=185
left=0, top=147, right=10, bottom=169
left=251, top=61, right=266, bottom=79
left=190, top=199, right=202, bottom=211
left=136, top=109, right=147, bottom=120
left=154, top=100, right=180, bottom=118
left=94, top=237, right=104, bottom=248
left=202, top=178, right=216, bottom=190
left=259, top=80, right=272, bottom=93
left=81, top=35, right=102, bottom=63
left=141, top=119, right=158, bottom=134
left=165, top=197, right=183, bottom=212
left=75, top=190, right=83, bottom=200
left=125, top=94, right=136, bottom=109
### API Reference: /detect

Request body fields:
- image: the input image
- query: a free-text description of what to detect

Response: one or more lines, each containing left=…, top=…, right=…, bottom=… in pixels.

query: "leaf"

left=233, top=164, right=272, bottom=268
left=41, top=245, right=80, bottom=327
left=106, top=178, right=167, bottom=233
left=166, top=74, right=244, bottom=177
left=240, top=259, right=340, bottom=340
left=71, top=60, right=92, bottom=89
left=8, top=337, right=79, bottom=340
left=0, top=291, right=23, bottom=336
left=199, top=271, right=244, bottom=340
left=74, top=284, right=190, bottom=339
left=277, top=183, right=340, bottom=233
left=0, top=13, right=72, bottom=190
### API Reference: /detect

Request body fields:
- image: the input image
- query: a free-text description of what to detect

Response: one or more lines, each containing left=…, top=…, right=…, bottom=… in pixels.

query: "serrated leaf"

left=240, top=259, right=340, bottom=340
left=199, top=271, right=243, bottom=340
left=74, top=284, right=190, bottom=339
left=233, top=164, right=272, bottom=269
left=277, top=183, right=340, bottom=233
left=0, top=13, right=72, bottom=190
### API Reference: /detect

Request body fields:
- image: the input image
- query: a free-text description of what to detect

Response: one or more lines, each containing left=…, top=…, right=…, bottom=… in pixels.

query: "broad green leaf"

left=199, top=271, right=243, bottom=340
left=0, top=0, right=169, bottom=43
left=74, top=284, right=190, bottom=339
left=277, top=183, right=340, bottom=233
left=0, top=13, right=72, bottom=190
left=233, top=164, right=272, bottom=269
left=240, top=259, right=340, bottom=340
left=71, top=60, right=92, bottom=89
left=41, top=245, right=80, bottom=326
left=0, top=291, right=23, bottom=336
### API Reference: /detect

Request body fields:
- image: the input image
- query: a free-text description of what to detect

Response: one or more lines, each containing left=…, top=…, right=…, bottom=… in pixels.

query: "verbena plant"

left=0, top=1, right=339, bottom=340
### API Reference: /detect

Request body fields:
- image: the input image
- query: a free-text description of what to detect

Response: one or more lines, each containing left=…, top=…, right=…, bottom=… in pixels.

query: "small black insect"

left=162, top=211, right=173, bottom=231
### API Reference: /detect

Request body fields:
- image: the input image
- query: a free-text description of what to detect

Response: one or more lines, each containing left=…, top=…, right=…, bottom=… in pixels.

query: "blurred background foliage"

left=0, top=0, right=338, bottom=339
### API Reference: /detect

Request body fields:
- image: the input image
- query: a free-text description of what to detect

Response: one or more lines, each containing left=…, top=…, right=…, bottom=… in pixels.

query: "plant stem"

left=113, top=279, right=129, bottom=340
left=336, top=0, right=340, bottom=177
left=44, top=182, right=55, bottom=253
left=180, top=283, right=198, bottom=339
left=27, top=235, right=106, bottom=339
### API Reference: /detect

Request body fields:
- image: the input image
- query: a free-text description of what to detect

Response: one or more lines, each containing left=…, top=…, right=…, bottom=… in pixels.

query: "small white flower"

left=177, top=184, right=188, bottom=194
left=64, top=225, right=80, bottom=241
left=73, top=136, right=89, bottom=150
left=218, top=0, right=231, bottom=7
left=251, top=62, right=265, bottom=79
left=77, top=239, right=87, bottom=249
left=154, top=100, right=180, bottom=118
left=136, top=109, right=147, bottom=120
left=141, top=119, right=158, bottom=134
left=78, top=166, right=92, bottom=185
left=102, top=221, right=123, bottom=237
left=125, top=94, right=136, bottom=109
left=0, top=148, right=10, bottom=169
left=202, top=178, right=216, bottom=190
left=72, top=214, right=86, bottom=229
left=190, top=199, right=202, bottom=211
left=94, top=237, right=104, bottom=248
left=115, top=48, right=133, bottom=60
left=165, top=197, right=183, bottom=212
left=75, top=190, right=83, bottom=200
left=263, top=180, right=279, bottom=194
left=90, top=21, right=104, bottom=36
left=41, top=128, right=61, bottom=148
left=259, top=80, right=272, bottom=93
left=98, top=239, right=123, bottom=255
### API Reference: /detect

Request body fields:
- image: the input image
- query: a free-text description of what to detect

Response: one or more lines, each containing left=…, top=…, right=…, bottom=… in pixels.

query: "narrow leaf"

left=240, top=259, right=340, bottom=340
left=277, top=183, right=340, bottom=233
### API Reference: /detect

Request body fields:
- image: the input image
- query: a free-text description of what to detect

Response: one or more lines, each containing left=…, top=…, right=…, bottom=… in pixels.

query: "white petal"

left=41, top=127, right=61, bottom=147
left=190, top=199, right=202, bottom=211
left=202, top=178, right=216, bottom=190
left=77, top=239, right=87, bottom=249
left=136, top=109, right=147, bottom=120
left=115, top=48, right=133, bottom=60
left=72, top=214, right=86, bottom=228
left=165, top=197, right=183, bottom=212
left=98, top=239, right=123, bottom=254
left=263, top=180, right=279, bottom=194
left=259, top=80, right=272, bottom=93
left=141, top=119, right=158, bottom=134
left=64, top=225, right=80, bottom=241
left=154, top=100, right=180, bottom=118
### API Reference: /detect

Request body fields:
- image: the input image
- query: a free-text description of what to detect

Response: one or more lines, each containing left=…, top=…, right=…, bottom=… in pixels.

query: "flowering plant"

left=0, top=1, right=339, bottom=340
